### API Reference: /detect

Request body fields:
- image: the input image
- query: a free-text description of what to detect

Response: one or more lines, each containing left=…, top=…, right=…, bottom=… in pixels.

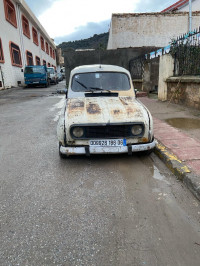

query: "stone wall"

left=107, top=12, right=200, bottom=50
left=166, top=77, right=200, bottom=110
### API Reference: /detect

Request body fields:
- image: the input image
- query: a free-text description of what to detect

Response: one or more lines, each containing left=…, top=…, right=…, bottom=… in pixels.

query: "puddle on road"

left=165, top=117, right=200, bottom=130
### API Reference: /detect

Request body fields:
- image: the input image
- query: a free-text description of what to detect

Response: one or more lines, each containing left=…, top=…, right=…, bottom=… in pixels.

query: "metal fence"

left=173, top=27, right=200, bottom=76
left=129, top=27, right=200, bottom=78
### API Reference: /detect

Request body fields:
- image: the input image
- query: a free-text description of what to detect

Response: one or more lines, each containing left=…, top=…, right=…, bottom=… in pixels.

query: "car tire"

left=59, top=142, right=68, bottom=159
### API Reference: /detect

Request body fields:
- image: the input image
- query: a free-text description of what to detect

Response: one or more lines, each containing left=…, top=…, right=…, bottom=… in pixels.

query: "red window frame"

left=52, top=50, right=55, bottom=60
left=26, top=50, right=33, bottom=66
left=22, top=15, right=30, bottom=39
left=43, top=60, right=46, bottom=66
left=3, top=0, right=17, bottom=28
left=45, top=42, right=49, bottom=55
left=50, top=47, right=52, bottom=57
left=9, top=41, right=22, bottom=67
left=40, top=36, right=45, bottom=51
left=35, top=56, right=40, bottom=66
left=32, top=27, right=39, bottom=46
left=0, top=38, right=5, bottom=63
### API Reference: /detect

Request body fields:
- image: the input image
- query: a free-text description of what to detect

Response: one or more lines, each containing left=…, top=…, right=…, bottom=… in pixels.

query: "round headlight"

left=72, top=127, right=84, bottom=138
left=131, top=125, right=143, bottom=135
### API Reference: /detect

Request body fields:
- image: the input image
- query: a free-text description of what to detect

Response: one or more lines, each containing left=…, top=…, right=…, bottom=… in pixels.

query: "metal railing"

left=173, top=27, right=200, bottom=76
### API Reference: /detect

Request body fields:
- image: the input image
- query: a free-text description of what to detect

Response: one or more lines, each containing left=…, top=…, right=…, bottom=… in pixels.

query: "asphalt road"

left=0, top=82, right=200, bottom=266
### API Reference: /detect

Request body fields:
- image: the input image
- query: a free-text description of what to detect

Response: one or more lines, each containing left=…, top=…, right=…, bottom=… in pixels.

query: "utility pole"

left=189, top=0, right=192, bottom=32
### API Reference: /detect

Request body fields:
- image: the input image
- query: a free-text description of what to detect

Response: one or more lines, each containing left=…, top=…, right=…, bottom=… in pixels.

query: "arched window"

left=9, top=42, right=22, bottom=67
left=3, top=0, right=17, bottom=28
left=32, top=27, right=38, bottom=45
left=26, top=50, right=33, bottom=65
left=0, top=38, right=5, bottom=63
left=22, top=15, right=30, bottom=38
left=40, top=36, right=45, bottom=51
left=50, top=47, right=52, bottom=57
left=35, top=56, right=40, bottom=65
left=45, top=42, right=49, bottom=55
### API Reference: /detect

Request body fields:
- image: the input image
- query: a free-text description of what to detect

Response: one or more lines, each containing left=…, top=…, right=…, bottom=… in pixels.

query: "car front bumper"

left=60, top=140, right=156, bottom=156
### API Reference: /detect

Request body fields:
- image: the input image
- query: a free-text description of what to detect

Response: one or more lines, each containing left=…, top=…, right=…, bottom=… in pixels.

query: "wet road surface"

left=0, top=82, right=200, bottom=266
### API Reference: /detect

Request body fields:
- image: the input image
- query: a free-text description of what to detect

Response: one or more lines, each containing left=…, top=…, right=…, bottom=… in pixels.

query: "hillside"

left=57, top=32, right=109, bottom=50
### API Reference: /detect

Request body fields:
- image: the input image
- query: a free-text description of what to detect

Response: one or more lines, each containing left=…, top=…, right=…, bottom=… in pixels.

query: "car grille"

left=70, top=124, right=144, bottom=139
left=30, top=78, right=40, bottom=82
left=84, top=125, right=130, bottom=138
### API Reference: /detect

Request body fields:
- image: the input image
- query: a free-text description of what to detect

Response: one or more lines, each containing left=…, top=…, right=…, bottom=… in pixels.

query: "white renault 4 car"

left=57, top=64, right=155, bottom=158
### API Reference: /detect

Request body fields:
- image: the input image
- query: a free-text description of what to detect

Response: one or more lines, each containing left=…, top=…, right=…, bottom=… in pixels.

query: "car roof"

left=71, top=64, right=130, bottom=76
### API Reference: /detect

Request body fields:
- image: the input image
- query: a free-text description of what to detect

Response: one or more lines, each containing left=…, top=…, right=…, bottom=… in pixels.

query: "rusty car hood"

left=66, top=97, right=148, bottom=125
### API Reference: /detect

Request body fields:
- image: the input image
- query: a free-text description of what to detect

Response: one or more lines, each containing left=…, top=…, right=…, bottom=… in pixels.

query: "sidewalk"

left=140, top=96, right=200, bottom=200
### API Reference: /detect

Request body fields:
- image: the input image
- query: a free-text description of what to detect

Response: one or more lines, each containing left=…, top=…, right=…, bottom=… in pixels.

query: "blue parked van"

left=24, top=65, right=50, bottom=87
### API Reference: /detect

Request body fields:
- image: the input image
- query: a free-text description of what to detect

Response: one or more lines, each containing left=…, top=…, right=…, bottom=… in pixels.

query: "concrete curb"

left=154, top=140, right=200, bottom=201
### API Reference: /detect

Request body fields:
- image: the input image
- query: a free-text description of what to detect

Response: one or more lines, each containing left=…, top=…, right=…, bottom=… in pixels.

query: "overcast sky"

left=25, top=0, right=177, bottom=44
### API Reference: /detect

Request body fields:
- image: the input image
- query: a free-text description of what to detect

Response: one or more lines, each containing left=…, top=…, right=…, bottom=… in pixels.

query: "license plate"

left=89, top=139, right=126, bottom=147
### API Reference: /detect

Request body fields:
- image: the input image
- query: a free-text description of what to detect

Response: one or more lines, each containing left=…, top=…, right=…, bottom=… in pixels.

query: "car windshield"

left=71, top=72, right=130, bottom=92
left=25, top=66, right=46, bottom=74
left=47, top=68, right=55, bottom=74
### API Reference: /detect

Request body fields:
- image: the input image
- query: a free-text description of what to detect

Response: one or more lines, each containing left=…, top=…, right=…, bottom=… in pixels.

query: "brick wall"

left=167, top=78, right=200, bottom=110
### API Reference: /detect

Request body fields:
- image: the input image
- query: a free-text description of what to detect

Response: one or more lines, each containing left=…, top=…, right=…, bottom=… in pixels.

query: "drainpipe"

left=16, top=3, right=26, bottom=67
left=189, top=0, right=192, bottom=33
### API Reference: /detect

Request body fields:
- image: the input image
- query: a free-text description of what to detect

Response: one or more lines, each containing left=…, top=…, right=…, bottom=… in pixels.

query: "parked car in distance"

left=47, top=67, right=58, bottom=84
left=60, top=67, right=65, bottom=79
left=24, top=65, right=50, bottom=87
left=57, top=72, right=63, bottom=82
left=57, top=64, right=155, bottom=158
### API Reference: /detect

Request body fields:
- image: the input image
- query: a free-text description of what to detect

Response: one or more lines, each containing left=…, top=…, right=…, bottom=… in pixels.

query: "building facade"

left=161, top=0, right=200, bottom=12
left=0, top=0, right=57, bottom=89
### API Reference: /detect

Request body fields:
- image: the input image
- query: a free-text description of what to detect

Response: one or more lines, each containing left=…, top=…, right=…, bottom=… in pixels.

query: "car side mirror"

left=134, top=89, right=137, bottom=98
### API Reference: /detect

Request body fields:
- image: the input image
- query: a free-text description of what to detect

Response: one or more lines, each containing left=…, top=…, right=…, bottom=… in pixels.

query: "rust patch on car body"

left=113, top=109, right=120, bottom=115
left=70, top=100, right=84, bottom=109
left=86, top=102, right=101, bottom=114
left=141, top=137, right=148, bottom=143
left=68, top=100, right=85, bottom=113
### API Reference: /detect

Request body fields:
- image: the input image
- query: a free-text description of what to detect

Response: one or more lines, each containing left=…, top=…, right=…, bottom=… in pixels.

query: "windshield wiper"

left=75, top=80, right=88, bottom=89
left=89, top=87, right=111, bottom=93
left=75, top=80, right=95, bottom=92
left=75, top=80, right=111, bottom=93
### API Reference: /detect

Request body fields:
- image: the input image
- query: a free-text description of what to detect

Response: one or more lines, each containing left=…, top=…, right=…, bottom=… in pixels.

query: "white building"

left=0, top=0, right=57, bottom=89
left=107, top=0, right=200, bottom=50
left=161, top=0, right=200, bottom=12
